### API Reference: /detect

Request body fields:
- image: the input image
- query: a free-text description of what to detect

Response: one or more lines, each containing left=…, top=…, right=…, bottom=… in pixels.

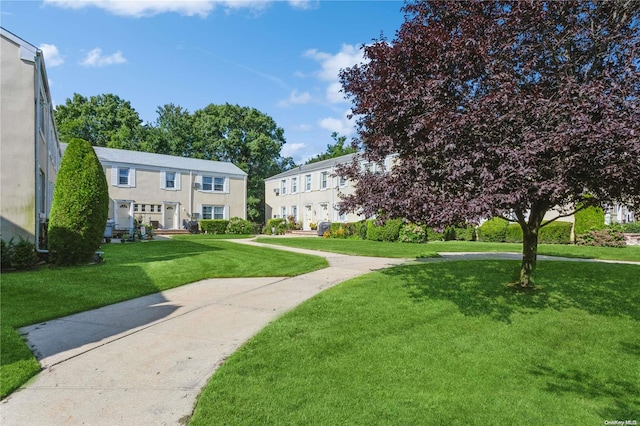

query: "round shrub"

left=505, top=223, right=523, bottom=243
left=399, top=223, right=428, bottom=243
left=48, top=138, right=109, bottom=266
left=477, top=217, right=509, bottom=242
left=226, top=217, right=255, bottom=234
left=539, top=221, right=572, bottom=244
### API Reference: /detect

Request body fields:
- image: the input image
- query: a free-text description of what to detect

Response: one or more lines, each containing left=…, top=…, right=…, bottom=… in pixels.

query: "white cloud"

left=303, top=44, right=366, bottom=104
left=39, top=43, right=64, bottom=67
left=81, top=48, right=127, bottom=67
left=292, top=123, right=312, bottom=132
left=44, top=0, right=308, bottom=17
left=281, top=142, right=306, bottom=158
left=318, top=109, right=356, bottom=136
left=278, top=89, right=311, bottom=107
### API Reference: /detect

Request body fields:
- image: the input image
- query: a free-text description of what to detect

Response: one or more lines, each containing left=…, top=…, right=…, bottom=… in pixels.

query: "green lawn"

left=255, top=237, right=640, bottom=261
left=0, top=238, right=327, bottom=398
left=190, top=260, right=640, bottom=425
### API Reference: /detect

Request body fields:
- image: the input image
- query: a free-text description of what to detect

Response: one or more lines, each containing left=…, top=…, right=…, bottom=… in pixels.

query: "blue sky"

left=2, top=0, right=406, bottom=163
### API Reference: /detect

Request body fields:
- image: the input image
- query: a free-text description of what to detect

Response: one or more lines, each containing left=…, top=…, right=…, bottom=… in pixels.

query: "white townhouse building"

left=61, top=145, right=248, bottom=232
left=1, top=28, right=62, bottom=250
left=264, top=153, right=396, bottom=230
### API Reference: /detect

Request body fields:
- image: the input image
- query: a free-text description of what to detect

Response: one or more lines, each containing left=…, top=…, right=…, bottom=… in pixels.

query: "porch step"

left=153, top=229, right=190, bottom=236
left=287, top=230, right=319, bottom=236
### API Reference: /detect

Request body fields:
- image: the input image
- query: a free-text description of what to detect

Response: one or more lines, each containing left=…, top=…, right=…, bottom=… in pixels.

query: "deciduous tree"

left=338, top=0, right=640, bottom=287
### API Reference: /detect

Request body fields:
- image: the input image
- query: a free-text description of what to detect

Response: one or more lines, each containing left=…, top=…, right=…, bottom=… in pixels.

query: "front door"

left=116, top=202, right=131, bottom=230
left=164, top=203, right=178, bottom=229
left=304, top=205, right=313, bottom=230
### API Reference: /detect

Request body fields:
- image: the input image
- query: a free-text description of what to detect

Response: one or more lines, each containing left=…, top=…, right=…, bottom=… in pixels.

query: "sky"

left=1, top=0, right=406, bottom=163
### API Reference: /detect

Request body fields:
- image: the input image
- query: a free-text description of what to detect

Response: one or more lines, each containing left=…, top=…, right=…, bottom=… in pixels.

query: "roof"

left=60, top=144, right=247, bottom=177
left=1, top=27, right=38, bottom=61
left=266, top=153, right=358, bottom=181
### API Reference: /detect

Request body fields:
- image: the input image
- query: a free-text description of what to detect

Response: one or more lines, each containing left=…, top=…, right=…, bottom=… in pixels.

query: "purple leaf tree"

left=338, top=0, right=640, bottom=287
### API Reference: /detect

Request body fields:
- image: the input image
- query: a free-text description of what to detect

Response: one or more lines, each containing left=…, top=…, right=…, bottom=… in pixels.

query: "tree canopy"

left=305, top=132, right=358, bottom=164
left=55, top=93, right=144, bottom=149
left=338, top=0, right=640, bottom=287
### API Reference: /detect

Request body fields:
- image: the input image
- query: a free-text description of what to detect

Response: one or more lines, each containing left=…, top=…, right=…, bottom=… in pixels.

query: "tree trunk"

left=518, top=207, right=545, bottom=288
left=520, top=225, right=539, bottom=287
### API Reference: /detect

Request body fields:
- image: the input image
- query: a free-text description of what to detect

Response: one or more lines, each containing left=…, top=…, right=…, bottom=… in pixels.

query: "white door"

left=116, top=202, right=131, bottom=230
left=164, top=204, right=176, bottom=229
left=320, top=204, right=329, bottom=222
left=304, top=205, right=313, bottom=230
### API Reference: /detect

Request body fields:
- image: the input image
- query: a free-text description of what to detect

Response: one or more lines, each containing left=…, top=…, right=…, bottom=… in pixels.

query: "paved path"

left=0, top=241, right=406, bottom=426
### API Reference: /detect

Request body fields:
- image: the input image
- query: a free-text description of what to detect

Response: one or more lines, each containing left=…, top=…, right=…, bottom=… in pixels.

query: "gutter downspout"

left=189, top=170, right=193, bottom=219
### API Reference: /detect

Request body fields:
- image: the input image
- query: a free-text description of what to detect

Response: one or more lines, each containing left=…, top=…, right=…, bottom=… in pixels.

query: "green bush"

left=226, top=217, right=255, bottom=235
left=265, top=218, right=286, bottom=235
left=10, top=237, right=38, bottom=270
left=426, top=228, right=444, bottom=242
left=354, top=221, right=368, bottom=240
left=621, top=222, right=640, bottom=233
left=574, top=205, right=605, bottom=236
left=1, top=239, right=11, bottom=270
left=453, top=225, right=476, bottom=241
left=505, top=224, right=523, bottom=243
left=365, top=219, right=402, bottom=242
left=48, top=138, right=109, bottom=266
left=328, top=223, right=356, bottom=239
left=539, top=221, right=572, bottom=244
left=399, top=223, right=428, bottom=243
left=200, top=220, right=229, bottom=234
left=477, top=217, right=509, bottom=242
left=366, top=220, right=383, bottom=241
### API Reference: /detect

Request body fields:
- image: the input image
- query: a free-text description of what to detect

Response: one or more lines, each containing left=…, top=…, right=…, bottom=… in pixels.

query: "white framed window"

left=320, top=171, right=328, bottom=189
left=200, top=205, right=227, bottom=220
left=291, top=205, right=298, bottom=221
left=166, top=172, right=175, bottom=189
left=281, top=179, right=287, bottom=195
left=339, top=176, right=347, bottom=187
left=119, top=167, right=129, bottom=185
left=201, top=176, right=226, bottom=192
left=281, top=206, right=287, bottom=218
left=291, top=177, right=297, bottom=193
left=161, top=171, right=181, bottom=190
left=111, top=167, right=135, bottom=187
left=305, top=174, right=312, bottom=191
left=150, top=205, right=155, bottom=212
left=141, top=204, right=146, bottom=212
left=134, top=204, right=139, bottom=212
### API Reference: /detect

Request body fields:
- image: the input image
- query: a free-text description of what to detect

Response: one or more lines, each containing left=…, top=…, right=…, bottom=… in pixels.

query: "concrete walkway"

left=0, top=241, right=407, bottom=426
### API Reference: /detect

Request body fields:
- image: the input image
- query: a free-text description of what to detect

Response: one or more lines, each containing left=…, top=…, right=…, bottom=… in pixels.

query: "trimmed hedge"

left=355, top=221, right=368, bottom=240
left=200, top=220, right=229, bottom=234
left=504, top=221, right=572, bottom=244
left=48, top=138, right=109, bottom=265
left=574, top=206, right=605, bottom=236
left=366, top=219, right=402, bottom=242
left=1, top=238, right=38, bottom=270
left=477, top=217, right=509, bottom=242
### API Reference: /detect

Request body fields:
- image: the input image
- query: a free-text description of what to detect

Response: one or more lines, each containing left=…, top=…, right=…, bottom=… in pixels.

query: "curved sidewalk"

left=0, top=242, right=407, bottom=426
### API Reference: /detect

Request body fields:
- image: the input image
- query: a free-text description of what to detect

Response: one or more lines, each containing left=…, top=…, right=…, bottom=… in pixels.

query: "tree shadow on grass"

left=529, top=363, right=640, bottom=420
left=382, top=260, right=640, bottom=323
left=106, top=239, right=222, bottom=264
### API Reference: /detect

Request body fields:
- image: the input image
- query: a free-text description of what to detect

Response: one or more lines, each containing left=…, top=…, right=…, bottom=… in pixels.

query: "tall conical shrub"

left=48, top=138, right=109, bottom=265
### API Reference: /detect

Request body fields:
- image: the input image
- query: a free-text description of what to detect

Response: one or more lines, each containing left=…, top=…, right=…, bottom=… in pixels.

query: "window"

left=134, top=204, right=139, bottom=212
left=281, top=179, right=287, bottom=195
left=165, top=172, right=175, bottom=189
left=320, top=172, right=328, bottom=189
left=281, top=206, right=287, bottom=218
left=202, top=205, right=225, bottom=220
left=305, top=174, right=312, bottom=191
left=119, top=167, right=129, bottom=185
left=291, top=177, right=298, bottom=193
left=157, top=205, right=162, bottom=212
left=150, top=205, right=155, bottom=212
left=339, top=176, right=347, bottom=187
left=214, top=177, right=224, bottom=191
left=291, top=206, right=298, bottom=221
left=202, top=176, right=225, bottom=192
left=141, top=204, right=146, bottom=212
